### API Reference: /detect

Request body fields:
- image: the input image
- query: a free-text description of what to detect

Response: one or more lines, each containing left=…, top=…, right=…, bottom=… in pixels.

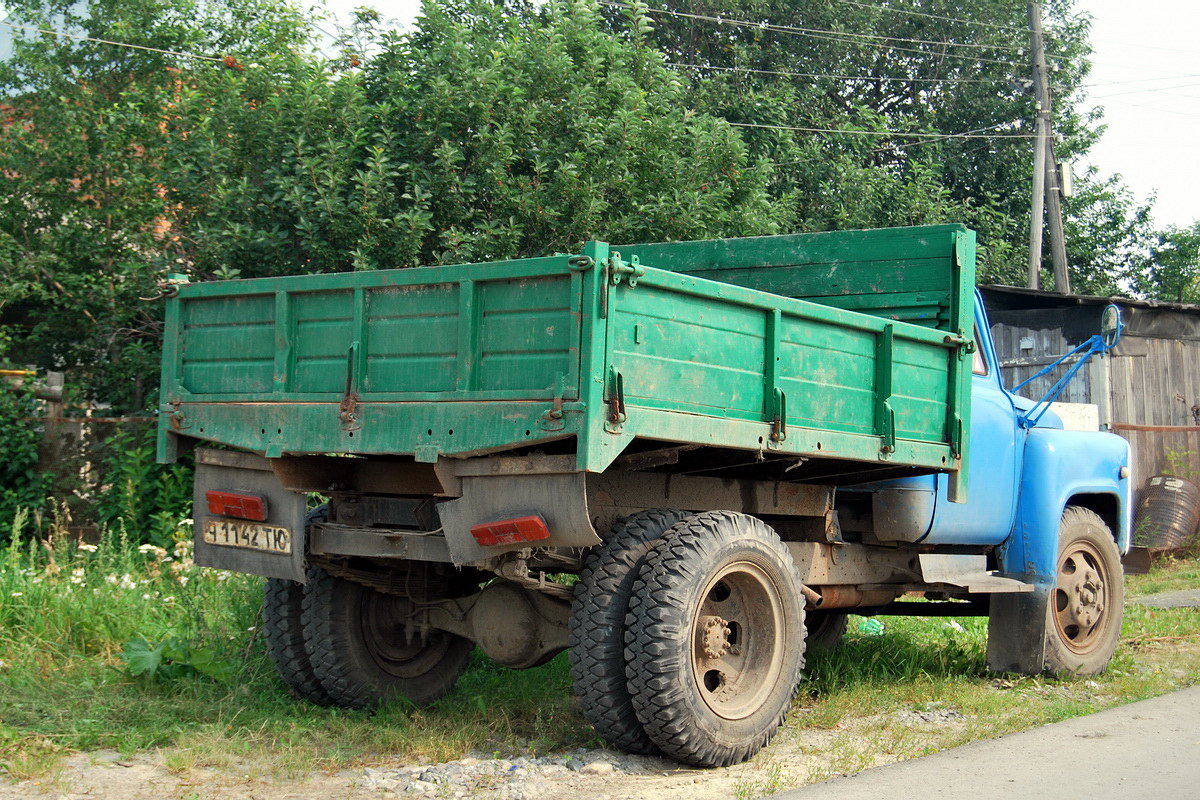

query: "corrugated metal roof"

left=980, top=283, right=1200, bottom=315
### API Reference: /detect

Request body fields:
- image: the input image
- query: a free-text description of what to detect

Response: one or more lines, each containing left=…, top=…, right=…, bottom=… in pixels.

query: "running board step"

left=918, top=554, right=1035, bottom=593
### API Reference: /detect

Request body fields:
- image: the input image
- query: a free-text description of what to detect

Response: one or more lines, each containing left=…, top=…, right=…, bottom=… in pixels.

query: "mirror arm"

left=1015, top=335, right=1106, bottom=429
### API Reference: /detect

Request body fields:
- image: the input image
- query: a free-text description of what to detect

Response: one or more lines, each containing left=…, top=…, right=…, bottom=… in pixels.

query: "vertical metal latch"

left=339, top=341, right=361, bottom=430
left=769, top=387, right=787, bottom=443
left=605, top=366, right=626, bottom=428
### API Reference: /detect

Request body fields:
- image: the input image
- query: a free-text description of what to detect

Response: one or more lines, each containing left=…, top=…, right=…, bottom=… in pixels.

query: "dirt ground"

left=0, top=713, right=948, bottom=800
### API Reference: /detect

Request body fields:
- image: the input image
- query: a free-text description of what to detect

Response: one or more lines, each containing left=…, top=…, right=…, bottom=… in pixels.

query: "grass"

left=1, top=512, right=1198, bottom=790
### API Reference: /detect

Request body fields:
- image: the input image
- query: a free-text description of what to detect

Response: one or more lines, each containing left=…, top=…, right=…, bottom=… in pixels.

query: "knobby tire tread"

left=568, top=508, right=693, bottom=754
left=624, top=511, right=805, bottom=767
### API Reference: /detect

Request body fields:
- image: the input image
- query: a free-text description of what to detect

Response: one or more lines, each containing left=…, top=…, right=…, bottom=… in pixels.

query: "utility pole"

left=1026, top=2, right=1071, bottom=294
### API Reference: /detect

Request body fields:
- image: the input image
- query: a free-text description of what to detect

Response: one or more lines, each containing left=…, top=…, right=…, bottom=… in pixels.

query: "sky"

left=1078, top=0, right=1200, bottom=229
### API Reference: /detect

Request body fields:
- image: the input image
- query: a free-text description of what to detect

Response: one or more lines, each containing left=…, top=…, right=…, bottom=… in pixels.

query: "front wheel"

left=624, top=511, right=806, bottom=767
left=1044, top=506, right=1124, bottom=676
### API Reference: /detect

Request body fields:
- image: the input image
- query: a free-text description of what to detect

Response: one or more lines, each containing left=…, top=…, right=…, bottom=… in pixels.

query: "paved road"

left=1133, top=588, right=1200, bottom=608
left=777, top=685, right=1200, bottom=800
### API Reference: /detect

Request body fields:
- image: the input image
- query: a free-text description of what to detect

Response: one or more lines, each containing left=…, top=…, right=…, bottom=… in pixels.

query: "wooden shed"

left=981, top=284, right=1200, bottom=489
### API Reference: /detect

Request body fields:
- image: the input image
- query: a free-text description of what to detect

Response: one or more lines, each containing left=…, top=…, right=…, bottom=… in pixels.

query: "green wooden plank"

left=615, top=224, right=969, bottom=273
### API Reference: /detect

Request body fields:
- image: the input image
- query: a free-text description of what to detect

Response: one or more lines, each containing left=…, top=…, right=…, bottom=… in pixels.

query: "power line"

left=823, top=0, right=1029, bottom=35
left=0, top=20, right=225, bottom=63
left=599, top=2, right=1032, bottom=67
left=881, top=120, right=1026, bottom=151
left=728, top=121, right=1035, bottom=139
left=667, top=61, right=1034, bottom=87
left=1081, top=73, right=1200, bottom=89
left=1089, top=80, right=1200, bottom=100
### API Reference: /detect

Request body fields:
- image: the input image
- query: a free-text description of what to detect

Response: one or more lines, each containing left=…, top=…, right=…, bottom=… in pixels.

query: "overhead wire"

left=728, top=121, right=1035, bottom=139
left=598, top=2, right=1034, bottom=67
left=0, top=20, right=226, bottom=62
left=668, top=61, right=1037, bottom=87
left=821, top=0, right=1030, bottom=35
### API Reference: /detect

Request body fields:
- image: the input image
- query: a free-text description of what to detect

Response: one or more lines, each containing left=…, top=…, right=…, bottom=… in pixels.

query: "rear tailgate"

left=159, top=256, right=588, bottom=462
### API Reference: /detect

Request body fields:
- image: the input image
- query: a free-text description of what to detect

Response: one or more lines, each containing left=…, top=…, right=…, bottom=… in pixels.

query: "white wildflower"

left=10, top=592, right=22, bottom=598
left=69, top=568, right=85, bottom=585
left=142, top=593, right=151, bottom=600
left=177, top=575, right=189, bottom=587
left=77, top=543, right=98, bottom=553
left=119, top=574, right=137, bottom=590
left=138, top=544, right=168, bottom=559
left=105, top=574, right=118, bottom=585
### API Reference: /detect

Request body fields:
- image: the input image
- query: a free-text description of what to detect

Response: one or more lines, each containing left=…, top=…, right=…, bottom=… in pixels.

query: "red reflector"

left=469, top=515, right=551, bottom=547
left=205, top=490, right=269, bottom=522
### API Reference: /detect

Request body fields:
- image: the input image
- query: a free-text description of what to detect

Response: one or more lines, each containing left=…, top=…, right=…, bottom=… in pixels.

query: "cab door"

left=922, top=297, right=1021, bottom=545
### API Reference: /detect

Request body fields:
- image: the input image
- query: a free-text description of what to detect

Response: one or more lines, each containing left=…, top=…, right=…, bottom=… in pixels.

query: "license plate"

left=202, top=519, right=292, bottom=553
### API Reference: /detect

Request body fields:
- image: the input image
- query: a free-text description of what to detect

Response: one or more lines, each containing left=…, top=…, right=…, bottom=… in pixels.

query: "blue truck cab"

left=856, top=293, right=1131, bottom=674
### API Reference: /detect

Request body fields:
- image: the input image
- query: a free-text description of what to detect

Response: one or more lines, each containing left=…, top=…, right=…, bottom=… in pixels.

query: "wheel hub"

left=1053, top=541, right=1110, bottom=654
left=700, top=615, right=732, bottom=659
left=689, top=562, right=786, bottom=721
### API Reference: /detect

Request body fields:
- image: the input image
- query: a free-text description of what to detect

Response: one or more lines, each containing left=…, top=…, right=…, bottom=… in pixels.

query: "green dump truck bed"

left=158, top=224, right=976, bottom=496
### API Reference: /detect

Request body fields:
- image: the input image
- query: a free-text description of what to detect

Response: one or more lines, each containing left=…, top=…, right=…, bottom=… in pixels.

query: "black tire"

left=625, top=511, right=806, bottom=767
left=302, top=565, right=474, bottom=708
left=805, top=612, right=848, bottom=652
left=263, top=577, right=335, bottom=705
left=262, top=506, right=333, bottom=705
left=568, top=508, right=694, bottom=754
left=1044, top=506, right=1124, bottom=676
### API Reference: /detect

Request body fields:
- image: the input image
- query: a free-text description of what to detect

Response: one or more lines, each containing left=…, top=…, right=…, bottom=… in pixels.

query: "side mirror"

left=1100, top=304, right=1123, bottom=350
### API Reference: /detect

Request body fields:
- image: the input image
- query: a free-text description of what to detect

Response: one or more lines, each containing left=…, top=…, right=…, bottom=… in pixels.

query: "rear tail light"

left=205, top=490, right=269, bottom=522
left=470, top=515, right=551, bottom=547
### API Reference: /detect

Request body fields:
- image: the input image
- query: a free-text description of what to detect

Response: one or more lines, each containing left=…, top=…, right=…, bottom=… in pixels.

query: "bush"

left=0, top=387, right=53, bottom=539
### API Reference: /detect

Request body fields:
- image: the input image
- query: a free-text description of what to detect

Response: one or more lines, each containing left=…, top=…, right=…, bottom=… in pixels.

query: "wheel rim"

left=1053, top=539, right=1111, bottom=654
left=359, top=589, right=452, bottom=679
left=689, top=560, right=786, bottom=721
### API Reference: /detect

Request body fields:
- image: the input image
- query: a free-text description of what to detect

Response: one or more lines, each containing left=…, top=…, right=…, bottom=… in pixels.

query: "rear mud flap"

left=193, top=448, right=308, bottom=582
left=436, top=471, right=600, bottom=565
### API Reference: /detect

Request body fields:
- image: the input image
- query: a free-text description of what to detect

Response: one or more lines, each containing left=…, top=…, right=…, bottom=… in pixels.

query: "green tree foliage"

left=0, top=386, right=52, bottom=532
left=163, top=0, right=782, bottom=278
left=0, top=0, right=311, bottom=409
left=0, top=0, right=1178, bottom=418
left=618, top=0, right=1154, bottom=285
left=1136, top=221, right=1200, bottom=303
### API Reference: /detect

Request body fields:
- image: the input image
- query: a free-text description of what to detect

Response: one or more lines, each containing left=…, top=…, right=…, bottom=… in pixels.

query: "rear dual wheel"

left=569, top=508, right=693, bottom=753
left=569, top=510, right=806, bottom=767
left=263, top=502, right=475, bottom=709
left=265, top=566, right=475, bottom=709
left=301, top=566, right=474, bottom=708
left=624, top=512, right=807, bottom=767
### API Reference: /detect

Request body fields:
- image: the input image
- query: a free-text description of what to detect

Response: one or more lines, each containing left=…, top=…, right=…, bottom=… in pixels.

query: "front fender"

left=998, top=429, right=1131, bottom=586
